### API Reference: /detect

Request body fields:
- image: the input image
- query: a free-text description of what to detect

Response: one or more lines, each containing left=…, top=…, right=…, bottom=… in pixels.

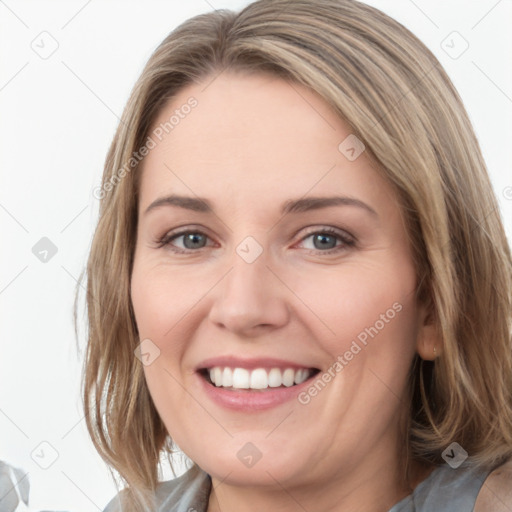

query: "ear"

left=416, top=302, right=442, bottom=361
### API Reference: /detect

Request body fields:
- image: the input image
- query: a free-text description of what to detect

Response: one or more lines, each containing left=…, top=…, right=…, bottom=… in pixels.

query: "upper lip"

left=196, top=356, right=318, bottom=371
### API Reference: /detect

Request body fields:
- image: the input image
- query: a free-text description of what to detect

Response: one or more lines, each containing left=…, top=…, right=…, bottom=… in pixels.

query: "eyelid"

left=156, top=225, right=356, bottom=254
left=296, top=225, right=354, bottom=241
left=155, top=225, right=214, bottom=250
left=293, top=226, right=356, bottom=252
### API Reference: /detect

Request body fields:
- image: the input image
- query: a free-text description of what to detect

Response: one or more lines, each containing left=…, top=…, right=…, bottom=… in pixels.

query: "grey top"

left=0, top=461, right=30, bottom=512
left=103, top=462, right=490, bottom=512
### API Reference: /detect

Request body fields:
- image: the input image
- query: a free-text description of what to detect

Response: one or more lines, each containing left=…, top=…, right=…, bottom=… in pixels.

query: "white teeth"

left=268, top=368, right=282, bottom=388
left=294, top=369, right=309, bottom=385
left=222, top=367, right=233, bottom=387
left=207, top=366, right=312, bottom=390
left=282, top=368, right=295, bottom=387
left=232, top=368, right=250, bottom=389
left=214, top=367, right=223, bottom=386
left=250, top=368, right=268, bottom=389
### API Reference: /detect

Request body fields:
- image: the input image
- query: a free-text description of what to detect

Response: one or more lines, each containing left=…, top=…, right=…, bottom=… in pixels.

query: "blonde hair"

left=77, top=0, right=512, bottom=509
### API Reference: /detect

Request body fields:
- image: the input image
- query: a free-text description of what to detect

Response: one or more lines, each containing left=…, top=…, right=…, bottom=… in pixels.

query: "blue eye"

left=178, top=232, right=208, bottom=250
left=156, top=227, right=355, bottom=255
left=307, top=233, right=338, bottom=250
left=158, top=230, right=210, bottom=252
left=299, top=228, right=355, bottom=253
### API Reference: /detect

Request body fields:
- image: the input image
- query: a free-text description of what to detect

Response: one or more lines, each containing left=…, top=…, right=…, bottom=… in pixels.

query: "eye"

left=297, top=228, right=355, bottom=253
left=156, top=226, right=355, bottom=255
left=157, top=229, right=212, bottom=253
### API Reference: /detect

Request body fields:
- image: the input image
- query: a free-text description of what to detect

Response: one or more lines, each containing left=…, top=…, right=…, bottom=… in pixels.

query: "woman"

left=80, top=1, right=512, bottom=510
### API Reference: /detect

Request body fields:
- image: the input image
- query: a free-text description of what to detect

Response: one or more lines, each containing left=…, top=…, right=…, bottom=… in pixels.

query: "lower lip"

left=196, top=372, right=315, bottom=411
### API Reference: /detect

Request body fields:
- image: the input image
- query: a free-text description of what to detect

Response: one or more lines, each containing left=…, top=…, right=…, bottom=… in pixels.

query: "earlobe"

left=416, top=307, right=442, bottom=361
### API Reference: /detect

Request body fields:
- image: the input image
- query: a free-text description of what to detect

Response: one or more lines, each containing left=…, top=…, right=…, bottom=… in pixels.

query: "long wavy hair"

left=76, top=1, right=512, bottom=510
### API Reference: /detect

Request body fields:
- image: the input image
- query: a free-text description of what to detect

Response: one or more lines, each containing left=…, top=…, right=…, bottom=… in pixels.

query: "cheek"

left=130, top=261, right=204, bottom=345
left=131, top=263, right=205, bottom=434
left=289, top=264, right=419, bottom=439
left=287, top=259, right=418, bottom=353
left=287, top=258, right=420, bottom=417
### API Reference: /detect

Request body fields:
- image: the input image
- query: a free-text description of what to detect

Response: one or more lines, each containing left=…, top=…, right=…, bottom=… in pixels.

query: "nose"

left=208, top=252, right=290, bottom=337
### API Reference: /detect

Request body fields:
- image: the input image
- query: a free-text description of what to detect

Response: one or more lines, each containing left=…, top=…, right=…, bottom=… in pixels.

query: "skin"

left=130, top=71, right=440, bottom=512
left=474, top=459, right=512, bottom=511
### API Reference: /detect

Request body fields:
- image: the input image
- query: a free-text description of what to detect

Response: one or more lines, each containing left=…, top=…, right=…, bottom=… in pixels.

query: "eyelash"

left=155, top=227, right=356, bottom=255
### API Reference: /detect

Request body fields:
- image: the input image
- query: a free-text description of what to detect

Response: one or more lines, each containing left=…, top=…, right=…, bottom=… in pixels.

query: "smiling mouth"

left=199, top=366, right=321, bottom=391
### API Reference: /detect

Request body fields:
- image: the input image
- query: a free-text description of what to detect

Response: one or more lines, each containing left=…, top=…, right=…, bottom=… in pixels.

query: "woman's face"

left=131, top=71, right=432, bottom=490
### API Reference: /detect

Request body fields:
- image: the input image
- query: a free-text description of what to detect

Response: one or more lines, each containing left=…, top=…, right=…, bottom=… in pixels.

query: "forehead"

left=138, top=71, right=390, bottom=213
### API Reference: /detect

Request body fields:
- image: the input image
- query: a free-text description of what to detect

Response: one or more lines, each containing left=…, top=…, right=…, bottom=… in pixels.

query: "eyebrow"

left=144, top=194, right=378, bottom=217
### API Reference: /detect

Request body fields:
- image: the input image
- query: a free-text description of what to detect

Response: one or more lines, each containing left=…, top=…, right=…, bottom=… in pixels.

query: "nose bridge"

left=208, top=240, right=290, bottom=334
left=228, top=248, right=269, bottom=298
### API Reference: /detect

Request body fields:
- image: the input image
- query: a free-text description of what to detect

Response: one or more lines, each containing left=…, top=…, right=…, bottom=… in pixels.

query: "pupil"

left=314, top=234, right=336, bottom=250
left=184, top=233, right=205, bottom=249
left=181, top=233, right=337, bottom=250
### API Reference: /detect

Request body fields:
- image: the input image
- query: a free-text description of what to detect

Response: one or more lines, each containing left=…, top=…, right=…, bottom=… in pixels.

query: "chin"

left=185, top=438, right=311, bottom=487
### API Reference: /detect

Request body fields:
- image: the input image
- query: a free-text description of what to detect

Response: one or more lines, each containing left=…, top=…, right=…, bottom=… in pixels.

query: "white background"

left=1, top=1, right=511, bottom=510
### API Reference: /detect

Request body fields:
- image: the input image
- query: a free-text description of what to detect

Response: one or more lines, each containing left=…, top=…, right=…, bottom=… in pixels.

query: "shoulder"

left=474, top=458, right=512, bottom=512
left=102, top=464, right=211, bottom=512
left=403, top=462, right=491, bottom=511
left=0, top=461, right=30, bottom=511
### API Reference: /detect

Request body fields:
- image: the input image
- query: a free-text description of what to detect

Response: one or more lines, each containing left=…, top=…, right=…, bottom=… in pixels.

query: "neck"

left=207, top=453, right=433, bottom=512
